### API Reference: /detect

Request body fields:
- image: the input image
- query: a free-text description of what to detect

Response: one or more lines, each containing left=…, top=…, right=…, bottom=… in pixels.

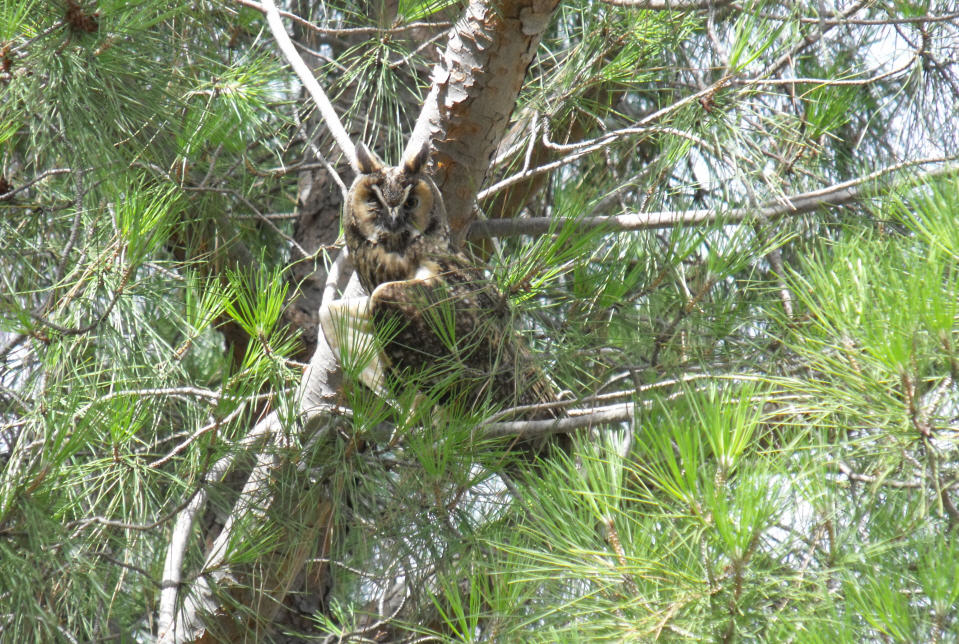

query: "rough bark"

left=279, top=0, right=347, bottom=360
left=283, top=161, right=344, bottom=360
left=405, top=0, right=562, bottom=243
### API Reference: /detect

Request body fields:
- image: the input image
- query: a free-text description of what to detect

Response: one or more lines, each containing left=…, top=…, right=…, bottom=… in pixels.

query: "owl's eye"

left=404, top=193, right=420, bottom=210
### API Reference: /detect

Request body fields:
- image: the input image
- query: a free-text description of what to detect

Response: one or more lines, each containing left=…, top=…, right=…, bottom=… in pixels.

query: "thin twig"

left=256, top=0, right=356, bottom=169
left=476, top=75, right=738, bottom=205
left=7, top=22, right=64, bottom=56
left=182, top=184, right=313, bottom=258
left=835, top=461, right=928, bottom=489
left=0, top=168, right=73, bottom=201
left=29, top=266, right=132, bottom=337
left=68, top=485, right=207, bottom=536
left=55, top=169, right=86, bottom=284
left=94, top=553, right=164, bottom=589
left=741, top=49, right=918, bottom=88
left=478, top=125, right=717, bottom=202
left=149, top=405, right=247, bottom=469
left=292, top=105, right=348, bottom=200
left=388, top=28, right=449, bottom=70
left=235, top=0, right=449, bottom=37
left=730, top=4, right=959, bottom=27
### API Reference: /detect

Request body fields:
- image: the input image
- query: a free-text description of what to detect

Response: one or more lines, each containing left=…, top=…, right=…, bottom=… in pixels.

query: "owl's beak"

left=383, top=206, right=404, bottom=233
left=385, top=207, right=403, bottom=231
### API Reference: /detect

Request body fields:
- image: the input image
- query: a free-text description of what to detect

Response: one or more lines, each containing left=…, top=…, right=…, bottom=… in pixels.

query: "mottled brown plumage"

left=322, top=141, right=560, bottom=422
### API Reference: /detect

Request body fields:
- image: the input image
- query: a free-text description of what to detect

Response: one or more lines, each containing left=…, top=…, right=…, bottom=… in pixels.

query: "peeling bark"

left=405, top=0, right=562, bottom=242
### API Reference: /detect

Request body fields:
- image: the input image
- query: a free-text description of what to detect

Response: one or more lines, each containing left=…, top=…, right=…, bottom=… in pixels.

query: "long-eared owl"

left=321, top=141, right=560, bottom=424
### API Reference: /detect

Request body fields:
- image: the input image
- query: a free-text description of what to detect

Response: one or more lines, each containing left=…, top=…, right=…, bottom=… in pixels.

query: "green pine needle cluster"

left=1, top=0, right=958, bottom=641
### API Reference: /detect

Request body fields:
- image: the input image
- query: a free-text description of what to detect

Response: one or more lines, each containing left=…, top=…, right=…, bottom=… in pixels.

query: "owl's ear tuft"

left=402, top=141, right=430, bottom=175
left=356, top=143, right=384, bottom=174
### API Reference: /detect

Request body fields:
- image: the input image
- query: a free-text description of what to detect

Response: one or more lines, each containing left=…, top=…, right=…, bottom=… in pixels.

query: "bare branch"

left=479, top=125, right=718, bottom=202
left=157, top=484, right=213, bottom=643
left=234, top=0, right=450, bottom=37
left=67, top=486, right=206, bottom=536
left=156, top=413, right=280, bottom=643
left=482, top=402, right=635, bottom=439
left=468, top=159, right=959, bottom=240
left=255, top=0, right=356, bottom=170
left=730, top=3, right=959, bottom=27
left=0, top=168, right=73, bottom=201
left=486, top=371, right=758, bottom=421
left=741, top=48, right=919, bottom=88
left=836, top=462, right=910, bottom=489
left=94, top=552, right=163, bottom=589
left=6, top=21, right=63, bottom=56
left=28, top=259, right=137, bottom=337
left=0, top=333, right=28, bottom=365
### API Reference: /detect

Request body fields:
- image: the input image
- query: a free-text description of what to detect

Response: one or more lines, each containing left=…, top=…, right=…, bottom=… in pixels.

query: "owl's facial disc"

left=371, top=183, right=415, bottom=233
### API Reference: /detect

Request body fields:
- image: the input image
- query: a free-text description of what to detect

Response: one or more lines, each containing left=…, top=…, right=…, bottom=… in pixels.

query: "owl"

left=320, top=141, right=561, bottom=433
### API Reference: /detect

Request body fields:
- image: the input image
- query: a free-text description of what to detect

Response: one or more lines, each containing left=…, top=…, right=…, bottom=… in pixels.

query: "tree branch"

left=468, top=159, right=959, bottom=240
left=482, top=402, right=635, bottom=439
left=256, top=0, right=356, bottom=170
left=478, top=125, right=718, bottom=203
left=0, top=167, right=73, bottom=201
left=730, top=3, right=959, bottom=27
left=156, top=413, right=280, bottom=643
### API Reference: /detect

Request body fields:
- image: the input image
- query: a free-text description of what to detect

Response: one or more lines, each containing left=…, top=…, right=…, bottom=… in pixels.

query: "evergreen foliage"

left=1, top=0, right=957, bottom=641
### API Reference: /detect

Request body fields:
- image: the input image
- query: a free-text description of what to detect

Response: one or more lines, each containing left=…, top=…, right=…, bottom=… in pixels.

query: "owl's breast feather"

left=353, top=244, right=418, bottom=290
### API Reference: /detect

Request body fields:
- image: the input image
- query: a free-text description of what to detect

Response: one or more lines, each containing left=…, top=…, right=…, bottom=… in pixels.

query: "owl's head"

left=344, top=142, right=448, bottom=252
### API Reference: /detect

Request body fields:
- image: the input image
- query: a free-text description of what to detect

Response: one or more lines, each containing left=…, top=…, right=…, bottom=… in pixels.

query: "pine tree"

left=1, top=1, right=958, bottom=641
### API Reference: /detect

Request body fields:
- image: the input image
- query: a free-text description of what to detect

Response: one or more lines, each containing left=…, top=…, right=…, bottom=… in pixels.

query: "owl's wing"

left=319, top=295, right=390, bottom=398
left=369, top=260, right=562, bottom=417
left=318, top=263, right=446, bottom=398
left=324, top=259, right=563, bottom=425
left=366, top=263, right=464, bottom=372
